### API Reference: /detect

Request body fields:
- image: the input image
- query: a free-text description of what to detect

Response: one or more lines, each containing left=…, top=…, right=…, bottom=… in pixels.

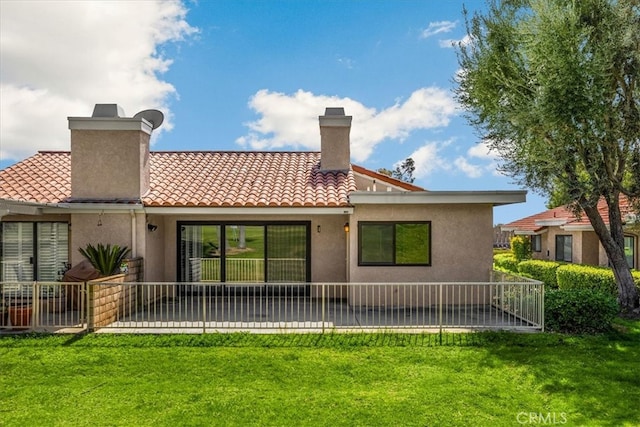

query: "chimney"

left=319, top=107, right=351, bottom=171
left=68, top=104, right=157, bottom=200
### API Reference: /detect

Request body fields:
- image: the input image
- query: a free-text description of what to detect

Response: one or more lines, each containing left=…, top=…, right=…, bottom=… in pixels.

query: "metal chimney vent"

left=92, top=104, right=126, bottom=118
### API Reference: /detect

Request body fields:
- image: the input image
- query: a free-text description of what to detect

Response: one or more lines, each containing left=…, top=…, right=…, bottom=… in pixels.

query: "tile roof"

left=0, top=151, right=70, bottom=204
left=145, top=151, right=356, bottom=207
left=502, top=195, right=635, bottom=232
left=0, top=151, right=359, bottom=208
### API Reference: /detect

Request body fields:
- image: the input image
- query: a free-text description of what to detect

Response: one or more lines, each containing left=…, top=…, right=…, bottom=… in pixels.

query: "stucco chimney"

left=68, top=104, right=154, bottom=200
left=319, top=107, right=352, bottom=171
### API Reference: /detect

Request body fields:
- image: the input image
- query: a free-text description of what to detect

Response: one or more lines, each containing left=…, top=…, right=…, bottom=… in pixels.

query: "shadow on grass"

left=476, top=322, right=640, bottom=426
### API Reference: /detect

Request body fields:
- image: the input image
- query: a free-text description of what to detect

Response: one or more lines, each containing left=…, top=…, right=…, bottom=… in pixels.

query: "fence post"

left=86, top=281, right=94, bottom=332
left=321, top=283, right=326, bottom=334
left=540, top=283, right=545, bottom=332
left=32, top=282, right=40, bottom=330
left=438, top=283, right=443, bottom=343
left=202, top=284, right=207, bottom=333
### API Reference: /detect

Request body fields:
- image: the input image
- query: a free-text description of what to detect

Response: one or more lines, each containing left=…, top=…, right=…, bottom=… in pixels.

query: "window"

left=531, top=235, right=542, bottom=252
left=358, top=222, right=431, bottom=266
left=555, top=235, right=573, bottom=262
left=625, top=236, right=635, bottom=269
left=0, top=222, right=69, bottom=281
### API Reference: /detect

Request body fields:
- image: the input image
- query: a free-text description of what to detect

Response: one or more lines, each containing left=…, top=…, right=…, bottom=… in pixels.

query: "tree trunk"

left=583, top=203, right=639, bottom=313
left=238, top=226, right=246, bottom=249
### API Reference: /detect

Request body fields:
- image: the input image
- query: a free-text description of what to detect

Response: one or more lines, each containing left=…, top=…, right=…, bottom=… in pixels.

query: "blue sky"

left=0, top=0, right=548, bottom=224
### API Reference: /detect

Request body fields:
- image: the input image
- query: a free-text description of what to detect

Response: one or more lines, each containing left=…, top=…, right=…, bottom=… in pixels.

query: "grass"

left=1, top=321, right=639, bottom=426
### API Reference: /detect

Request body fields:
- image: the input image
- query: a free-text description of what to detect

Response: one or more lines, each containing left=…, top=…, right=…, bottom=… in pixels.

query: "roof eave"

left=348, top=190, right=526, bottom=206
left=143, top=206, right=354, bottom=215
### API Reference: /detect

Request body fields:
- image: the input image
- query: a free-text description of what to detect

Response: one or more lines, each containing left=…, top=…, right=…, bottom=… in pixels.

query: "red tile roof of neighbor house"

left=502, top=195, right=635, bottom=232
left=0, top=151, right=422, bottom=208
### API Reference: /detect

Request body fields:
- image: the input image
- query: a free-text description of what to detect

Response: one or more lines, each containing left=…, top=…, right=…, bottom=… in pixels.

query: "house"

left=0, top=104, right=526, bottom=293
left=501, top=198, right=639, bottom=269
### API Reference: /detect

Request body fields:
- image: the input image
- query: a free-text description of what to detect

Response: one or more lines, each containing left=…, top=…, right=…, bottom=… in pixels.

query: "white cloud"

left=449, top=141, right=502, bottom=178
left=420, top=21, right=457, bottom=39
left=406, top=141, right=453, bottom=179
left=438, top=34, right=472, bottom=49
left=468, top=141, right=498, bottom=160
left=237, top=87, right=457, bottom=162
left=0, top=0, right=197, bottom=162
left=454, top=156, right=484, bottom=178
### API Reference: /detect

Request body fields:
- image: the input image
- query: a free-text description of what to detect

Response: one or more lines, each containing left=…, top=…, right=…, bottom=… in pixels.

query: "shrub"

left=510, top=235, right=532, bottom=262
left=493, top=253, right=519, bottom=272
left=79, top=243, right=130, bottom=276
left=517, top=260, right=562, bottom=288
left=556, top=264, right=617, bottom=295
left=545, top=288, right=619, bottom=333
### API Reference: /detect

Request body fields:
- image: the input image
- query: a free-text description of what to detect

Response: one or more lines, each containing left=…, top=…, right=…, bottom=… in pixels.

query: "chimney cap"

left=92, top=104, right=126, bottom=118
left=324, top=107, right=345, bottom=116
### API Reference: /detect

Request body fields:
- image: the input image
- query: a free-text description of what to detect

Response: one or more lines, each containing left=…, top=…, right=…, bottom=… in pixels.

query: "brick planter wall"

left=87, top=258, right=143, bottom=330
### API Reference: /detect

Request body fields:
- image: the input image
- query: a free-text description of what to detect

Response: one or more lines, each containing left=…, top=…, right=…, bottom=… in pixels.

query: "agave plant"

left=78, top=243, right=130, bottom=276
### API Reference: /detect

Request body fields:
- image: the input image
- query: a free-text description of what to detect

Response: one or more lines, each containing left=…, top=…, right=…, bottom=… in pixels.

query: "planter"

left=9, top=305, right=33, bottom=330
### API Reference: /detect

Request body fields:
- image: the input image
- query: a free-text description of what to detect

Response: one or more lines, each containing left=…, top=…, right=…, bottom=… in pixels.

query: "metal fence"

left=0, top=282, right=86, bottom=332
left=1, top=273, right=543, bottom=333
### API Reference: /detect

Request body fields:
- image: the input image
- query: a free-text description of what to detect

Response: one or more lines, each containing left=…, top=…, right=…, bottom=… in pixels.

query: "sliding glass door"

left=1, top=222, right=69, bottom=282
left=178, top=222, right=310, bottom=293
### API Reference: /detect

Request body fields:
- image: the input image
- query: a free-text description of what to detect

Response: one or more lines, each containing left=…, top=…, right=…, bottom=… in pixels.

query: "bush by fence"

left=545, top=288, right=619, bottom=333
left=517, top=260, right=562, bottom=288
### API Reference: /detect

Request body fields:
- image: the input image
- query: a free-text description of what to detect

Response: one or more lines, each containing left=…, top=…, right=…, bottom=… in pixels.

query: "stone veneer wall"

left=88, top=258, right=143, bottom=330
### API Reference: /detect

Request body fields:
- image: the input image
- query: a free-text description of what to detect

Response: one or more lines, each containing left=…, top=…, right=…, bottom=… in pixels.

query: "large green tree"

left=456, top=0, right=640, bottom=312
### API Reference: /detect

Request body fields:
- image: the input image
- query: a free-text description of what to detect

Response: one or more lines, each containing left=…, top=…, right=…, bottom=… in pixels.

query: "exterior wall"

left=531, top=233, right=549, bottom=260
left=579, top=231, right=600, bottom=265
left=70, top=129, right=150, bottom=199
left=348, top=203, right=494, bottom=283
left=544, top=226, right=571, bottom=262
left=143, top=213, right=165, bottom=282
left=353, top=175, right=399, bottom=193
left=69, top=212, right=136, bottom=267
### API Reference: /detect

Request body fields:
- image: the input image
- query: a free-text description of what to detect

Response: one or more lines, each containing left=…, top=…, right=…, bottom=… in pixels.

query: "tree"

left=377, top=157, right=416, bottom=183
left=455, top=0, right=640, bottom=312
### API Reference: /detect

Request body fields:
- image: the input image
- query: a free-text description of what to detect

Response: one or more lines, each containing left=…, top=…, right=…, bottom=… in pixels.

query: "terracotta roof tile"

left=0, top=151, right=362, bottom=208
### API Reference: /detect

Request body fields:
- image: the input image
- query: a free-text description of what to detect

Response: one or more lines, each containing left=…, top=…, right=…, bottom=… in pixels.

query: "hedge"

left=557, top=264, right=640, bottom=296
left=493, top=253, right=519, bottom=272
left=545, top=288, right=619, bottom=333
left=517, top=260, right=562, bottom=288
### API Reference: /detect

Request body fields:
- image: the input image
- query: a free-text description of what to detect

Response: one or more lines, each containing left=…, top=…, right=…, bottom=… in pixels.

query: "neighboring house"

left=501, top=198, right=639, bottom=269
left=0, top=104, right=525, bottom=291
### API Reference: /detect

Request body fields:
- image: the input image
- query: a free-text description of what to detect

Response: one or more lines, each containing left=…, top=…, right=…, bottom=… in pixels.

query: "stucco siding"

left=348, top=204, right=494, bottom=283
left=70, top=213, right=134, bottom=266
left=70, top=129, right=149, bottom=199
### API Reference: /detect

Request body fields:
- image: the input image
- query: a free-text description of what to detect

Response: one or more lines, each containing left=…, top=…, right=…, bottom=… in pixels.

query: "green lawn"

left=1, top=321, right=639, bottom=426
